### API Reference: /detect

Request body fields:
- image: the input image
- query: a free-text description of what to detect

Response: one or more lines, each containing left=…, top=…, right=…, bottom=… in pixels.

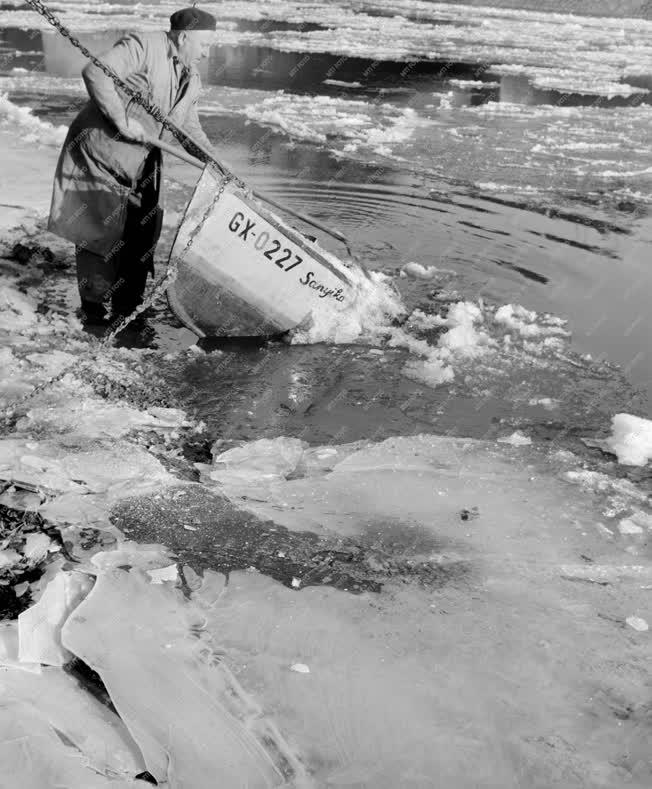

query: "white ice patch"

left=626, top=616, right=649, bottom=632
left=528, top=397, right=558, bottom=410
left=497, top=431, right=532, bottom=447
left=604, top=413, right=652, bottom=467
left=0, top=437, right=179, bottom=526
left=494, top=304, right=569, bottom=339
left=290, top=267, right=405, bottom=345
left=292, top=278, right=527, bottom=389
left=401, top=261, right=441, bottom=280
left=18, top=570, right=93, bottom=666
left=618, top=519, right=644, bottom=536
left=448, top=79, right=501, bottom=90
left=0, top=93, right=67, bottom=146
left=243, top=92, right=418, bottom=154
left=395, top=301, right=494, bottom=387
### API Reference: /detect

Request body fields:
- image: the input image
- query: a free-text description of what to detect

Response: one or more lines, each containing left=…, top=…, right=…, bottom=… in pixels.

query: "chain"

left=99, top=177, right=229, bottom=346
left=25, top=0, right=230, bottom=180
left=1, top=0, right=239, bottom=426
left=2, top=175, right=229, bottom=427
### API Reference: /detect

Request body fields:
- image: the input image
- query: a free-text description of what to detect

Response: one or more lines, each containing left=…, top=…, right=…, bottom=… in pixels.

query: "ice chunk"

left=494, top=304, right=568, bottom=339
left=497, top=431, right=532, bottom=447
left=18, top=570, right=93, bottom=666
left=392, top=301, right=493, bottom=388
left=604, top=413, right=652, bottom=467
left=0, top=666, right=145, bottom=777
left=630, top=510, right=652, bottom=530
left=19, top=400, right=188, bottom=440
left=528, top=398, right=558, bottom=410
left=402, top=355, right=454, bottom=387
left=90, top=543, right=174, bottom=572
left=290, top=663, right=310, bottom=674
left=210, top=437, right=308, bottom=483
left=625, top=617, right=649, bottom=632
left=0, top=439, right=179, bottom=529
left=618, top=519, right=644, bottom=536
left=401, top=262, right=440, bottom=280
left=0, top=549, right=21, bottom=570
left=0, top=486, right=42, bottom=511
left=0, top=702, right=142, bottom=788
left=23, top=532, right=53, bottom=563
left=0, top=92, right=67, bottom=146
left=40, top=491, right=108, bottom=525
left=0, top=622, right=41, bottom=673
left=146, top=564, right=179, bottom=585
left=62, top=568, right=307, bottom=787
left=437, top=302, right=491, bottom=357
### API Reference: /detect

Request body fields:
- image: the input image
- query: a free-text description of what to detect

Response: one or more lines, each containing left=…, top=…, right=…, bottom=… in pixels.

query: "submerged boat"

left=167, top=167, right=360, bottom=337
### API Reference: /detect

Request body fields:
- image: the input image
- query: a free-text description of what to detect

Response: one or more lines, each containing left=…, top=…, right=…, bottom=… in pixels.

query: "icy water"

left=4, top=5, right=652, bottom=786
left=1, top=0, right=652, bottom=437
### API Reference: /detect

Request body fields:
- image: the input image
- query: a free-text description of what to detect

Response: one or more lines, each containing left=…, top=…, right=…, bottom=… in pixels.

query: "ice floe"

left=0, top=93, right=67, bottom=146
left=243, top=92, right=420, bottom=155
left=604, top=413, right=652, bottom=466
left=61, top=563, right=310, bottom=786
left=494, top=303, right=569, bottom=339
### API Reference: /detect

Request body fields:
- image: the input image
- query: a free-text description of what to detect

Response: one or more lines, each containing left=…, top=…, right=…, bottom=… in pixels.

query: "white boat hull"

left=167, top=167, right=358, bottom=337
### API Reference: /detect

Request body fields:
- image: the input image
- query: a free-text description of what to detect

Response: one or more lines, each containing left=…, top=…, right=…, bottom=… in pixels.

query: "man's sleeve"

left=82, top=34, right=147, bottom=130
left=180, top=93, right=215, bottom=158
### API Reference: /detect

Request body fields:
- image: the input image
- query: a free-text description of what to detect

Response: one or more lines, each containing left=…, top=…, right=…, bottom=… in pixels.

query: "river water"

left=1, top=0, right=651, bottom=441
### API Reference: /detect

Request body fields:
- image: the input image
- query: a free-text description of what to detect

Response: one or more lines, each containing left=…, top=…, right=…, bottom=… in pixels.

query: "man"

left=48, top=6, right=217, bottom=328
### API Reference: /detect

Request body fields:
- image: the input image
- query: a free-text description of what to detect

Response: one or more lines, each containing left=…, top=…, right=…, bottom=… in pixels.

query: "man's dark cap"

left=170, top=7, right=217, bottom=31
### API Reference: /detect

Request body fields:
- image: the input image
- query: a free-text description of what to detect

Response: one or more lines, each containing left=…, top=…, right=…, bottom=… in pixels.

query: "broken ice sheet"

left=90, top=542, right=174, bottom=572
left=61, top=567, right=308, bottom=787
left=1, top=439, right=178, bottom=517
left=0, top=665, right=145, bottom=777
left=18, top=570, right=93, bottom=666
left=23, top=532, right=53, bottom=563
left=0, top=485, right=42, bottom=511
left=0, top=703, right=143, bottom=788
left=41, top=492, right=109, bottom=526
left=0, top=621, right=41, bottom=672
left=146, top=564, right=179, bottom=585
left=0, top=548, right=21, bottom=570
left=16, top=398, right=189, bottom=440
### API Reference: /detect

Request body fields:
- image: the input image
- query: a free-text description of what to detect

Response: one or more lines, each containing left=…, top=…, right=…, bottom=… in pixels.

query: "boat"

left=166, top=166, right=360, bottom=337
left=28, top=0, right=361, bottom=339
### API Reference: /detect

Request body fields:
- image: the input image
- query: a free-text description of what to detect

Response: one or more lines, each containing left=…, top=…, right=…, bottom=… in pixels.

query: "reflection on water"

left=207, top=44, right=490, bottom=93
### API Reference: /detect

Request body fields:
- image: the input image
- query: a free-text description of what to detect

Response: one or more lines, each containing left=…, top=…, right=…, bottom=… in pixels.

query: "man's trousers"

left=76, top=149, right=163, bottom=318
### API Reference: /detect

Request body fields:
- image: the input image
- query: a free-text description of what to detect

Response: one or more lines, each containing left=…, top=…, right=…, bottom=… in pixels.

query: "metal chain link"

left=1, top=1, right=237, bottom=425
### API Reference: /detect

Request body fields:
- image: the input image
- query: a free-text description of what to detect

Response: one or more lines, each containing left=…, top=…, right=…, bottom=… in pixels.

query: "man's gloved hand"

left=117, top=118, right=148, bottom=143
